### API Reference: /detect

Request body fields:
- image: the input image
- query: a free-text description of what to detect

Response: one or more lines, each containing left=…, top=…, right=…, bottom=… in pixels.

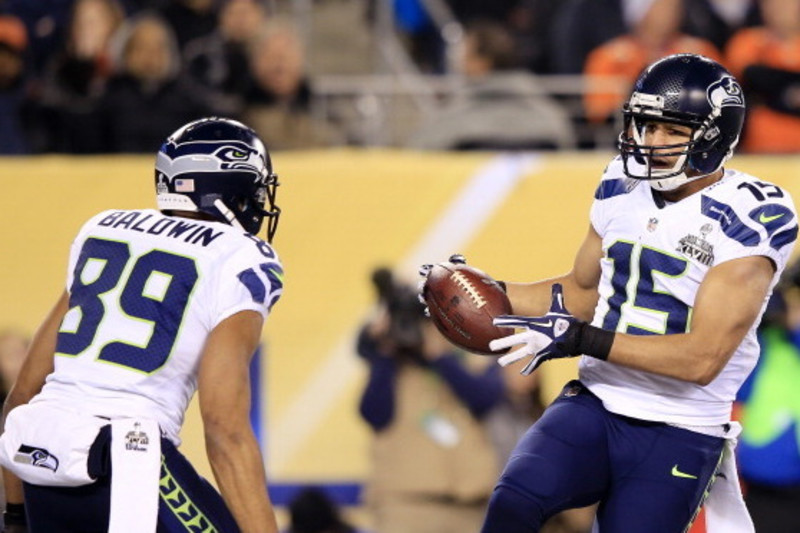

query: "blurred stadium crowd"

left=1, top=0, right=799, bottom=154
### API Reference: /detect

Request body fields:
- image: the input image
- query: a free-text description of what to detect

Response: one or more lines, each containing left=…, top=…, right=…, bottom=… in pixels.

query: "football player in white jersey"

left=421, top=54, right=798, bottom=532
left=0, top=118, right=283, bottom=532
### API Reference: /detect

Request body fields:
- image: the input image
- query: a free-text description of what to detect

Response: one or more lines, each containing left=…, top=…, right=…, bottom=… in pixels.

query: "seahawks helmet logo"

left=707, top=76, right=744, bottom=109
left=158, top=141, right=266, bottom=178
left=213, top=144, right=266, bottom=175
left=14, top=444, right=59, bottom=472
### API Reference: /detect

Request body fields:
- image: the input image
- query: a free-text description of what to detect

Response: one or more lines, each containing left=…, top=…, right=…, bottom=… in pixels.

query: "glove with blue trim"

left=489, top=284, right=580, bottom=375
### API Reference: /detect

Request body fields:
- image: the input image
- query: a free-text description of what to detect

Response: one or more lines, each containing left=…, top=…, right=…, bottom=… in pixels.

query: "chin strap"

left=651, top=170, right=712, bottom=192
left=213, top=199, right=245, bottom=231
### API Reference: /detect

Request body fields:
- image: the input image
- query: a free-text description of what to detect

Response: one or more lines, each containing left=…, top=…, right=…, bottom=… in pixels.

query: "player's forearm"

left=0, top=304, right=62, bottom=508
left=206, top=430, right=278, bottom=533
left=606, top=256, right=774, bottom=385
left=507, top=274, right=570, bottom=316
left=507, top=273, right=597, bottom=321
left=1, top=291, right=67, bottom=424
left=607, top=331, right=731, bottom=386
left=2, top=468, right=25, bottom=504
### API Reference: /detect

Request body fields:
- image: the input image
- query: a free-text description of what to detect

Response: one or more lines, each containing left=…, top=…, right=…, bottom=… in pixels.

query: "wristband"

left=562, top=322, right=614, bottom=360
left=3, top=503, right=26, bottom=525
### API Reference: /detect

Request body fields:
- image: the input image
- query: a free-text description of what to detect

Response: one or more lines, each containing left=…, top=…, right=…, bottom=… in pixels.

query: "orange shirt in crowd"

left=726, top=28, right=800, bottom=153
left=583, top=35, right=722, bottom=123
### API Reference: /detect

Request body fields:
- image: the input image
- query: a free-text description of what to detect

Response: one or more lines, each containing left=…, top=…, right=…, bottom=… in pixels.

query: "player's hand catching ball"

left=419, top=255, right=513, bottom=355
left=490, top=284, right=580, bottom=375
left=418, top=253, right=467, bottom=316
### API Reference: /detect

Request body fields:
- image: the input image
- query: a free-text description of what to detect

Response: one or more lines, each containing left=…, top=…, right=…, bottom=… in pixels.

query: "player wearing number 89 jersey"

left=44, top=207, right=283, bottom=444
left=0, top=118, right=284, bottom=533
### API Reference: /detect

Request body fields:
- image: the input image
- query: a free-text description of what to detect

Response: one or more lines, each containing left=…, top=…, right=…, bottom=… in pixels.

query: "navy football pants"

left=23, top=428, right=239, bottom=532
left=481, top=381, right=725, bottom=533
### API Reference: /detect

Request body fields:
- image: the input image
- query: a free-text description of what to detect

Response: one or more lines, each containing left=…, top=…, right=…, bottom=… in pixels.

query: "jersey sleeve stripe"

left=701, top=196, right=761, bottom=246
left=259, top=263, right=284, bottom=311
left=770, top=225, right=798, bottom=252
left=237, top=268, right=266, bottom=304
left=594, top=179, right=631, bottom=200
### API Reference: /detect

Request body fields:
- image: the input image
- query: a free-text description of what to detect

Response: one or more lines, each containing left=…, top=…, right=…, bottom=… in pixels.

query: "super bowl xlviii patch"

left=677, top=224, right=715, bottom=266
left=14, top=444, right=59, bottom=472
left=125, top=422, right=150, bottom=452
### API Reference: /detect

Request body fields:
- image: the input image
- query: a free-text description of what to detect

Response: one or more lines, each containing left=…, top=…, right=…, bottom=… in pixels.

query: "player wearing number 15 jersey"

left=0, top=118, right=283, bottom=533
left=422, top=55, right=798, bottom=532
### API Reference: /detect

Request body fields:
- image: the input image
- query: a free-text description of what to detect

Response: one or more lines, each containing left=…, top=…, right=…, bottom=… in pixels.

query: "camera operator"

left=356, top=268, right=503, bottom=533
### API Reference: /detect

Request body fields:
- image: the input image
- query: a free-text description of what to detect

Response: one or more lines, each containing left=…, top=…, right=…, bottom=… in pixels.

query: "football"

left=423, top=263, right=513, bottom=355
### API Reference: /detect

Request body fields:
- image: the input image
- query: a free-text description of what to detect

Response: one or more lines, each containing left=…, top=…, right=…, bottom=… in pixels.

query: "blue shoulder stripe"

left=701, top=196, right=761, bottom=247
left=260, top=263, right=284, bottom=310
left=771, top=225, right=798, bottom=252
left=238, top=268, right=266, bottom=303
left=237, top=262, right=284, bottom=308
left=594, top=179, right=630, bottom=200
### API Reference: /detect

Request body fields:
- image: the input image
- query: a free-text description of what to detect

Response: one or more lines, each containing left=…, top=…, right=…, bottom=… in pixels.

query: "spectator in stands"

left=357, top=268, right=502, bottom=533
left=408, top=19, right=575, bottom=150
left=183, top=0, right=268, bottom=117
left=98, top=12, right=208, bottom=152
left=547, top=0, right=626, bottom=75
left=725, top=0, right=800, bottom=153
left=3, top=0, right=75, bottom=77
left=445, top=0, right=521, bottom=25
left=0, top=14, right=35, bottom=155
left=387, top=0, right=445, bottom=73
left=242, top=18, right=345, bottom=150
left=736, top=260, right=800, bottom=532
left=37, top=0, right=125, bottom=153
left=550, top=0, right=756, bottom=144
left=683, top=0, right=760, bottom=51
left=443, top=0, right=558, bottom=74
left=583, top=0, right=722, bottom=124
left=505, top=0, right=563, bottom=74
left=157, top=0, right=217, bottom=53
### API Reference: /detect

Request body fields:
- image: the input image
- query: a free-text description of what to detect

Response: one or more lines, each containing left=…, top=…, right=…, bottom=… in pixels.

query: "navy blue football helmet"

left=617, top=54, right=746, bottom=191
left=155, top=117, right=280, bottom=241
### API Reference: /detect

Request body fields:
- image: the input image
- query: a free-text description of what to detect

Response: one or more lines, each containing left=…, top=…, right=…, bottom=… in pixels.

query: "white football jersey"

left=32, top=209, right=283, bottom=444
left=580, top=157, right=798, bottom=425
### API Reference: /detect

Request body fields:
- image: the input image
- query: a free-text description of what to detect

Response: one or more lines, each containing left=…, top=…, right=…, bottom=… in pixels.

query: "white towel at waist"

left=704, top=422, right=754, bottom=533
